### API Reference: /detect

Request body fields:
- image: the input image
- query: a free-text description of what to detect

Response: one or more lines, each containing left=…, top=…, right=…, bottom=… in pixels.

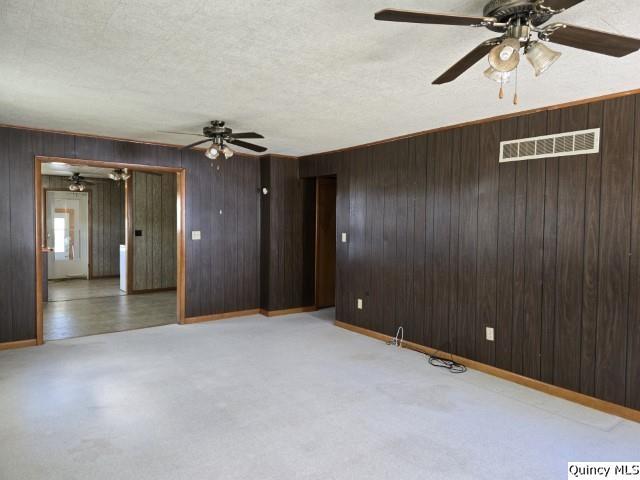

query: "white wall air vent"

left=499, top=128, right=600, bottom=163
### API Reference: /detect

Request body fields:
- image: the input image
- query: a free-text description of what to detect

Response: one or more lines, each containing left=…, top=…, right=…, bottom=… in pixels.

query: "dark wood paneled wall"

left=260, top=155, right=315, bottom=311
left=299, top=94, right=640, bottom=411
left=42, top=174, right=125, bottom=278
left=181, top=149, right=260, bottom=318
left=0, top=127, right=261, bottom=342
left=132, top=171, right=177, bottom=291
left=3, top=94, right=639, bottom=413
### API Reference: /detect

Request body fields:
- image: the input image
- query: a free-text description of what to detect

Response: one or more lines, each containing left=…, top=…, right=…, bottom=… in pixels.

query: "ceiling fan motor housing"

left=203, top=120, right=232, bottom=139
left=483, top=0, right=553, bottom=31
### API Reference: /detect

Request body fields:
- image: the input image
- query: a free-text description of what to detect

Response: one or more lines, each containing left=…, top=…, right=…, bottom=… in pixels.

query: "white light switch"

left=357, top=298, right=363, bottom=310
left=192, top=231, right=201, bottom=240
left=341, top=232, right=347, bottom=243
left=485, top=326, right=495, bottom=342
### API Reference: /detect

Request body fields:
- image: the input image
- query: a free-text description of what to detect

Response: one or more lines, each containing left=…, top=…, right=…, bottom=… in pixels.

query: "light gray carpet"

left=0, top=309, right=638, bottom=480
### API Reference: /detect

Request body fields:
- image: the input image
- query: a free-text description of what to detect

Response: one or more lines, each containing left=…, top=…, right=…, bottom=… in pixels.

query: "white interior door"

left=46, top=191, right=89, bottom=279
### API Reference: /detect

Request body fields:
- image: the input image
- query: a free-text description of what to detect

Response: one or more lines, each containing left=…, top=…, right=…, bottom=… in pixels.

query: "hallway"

left=45, top=278, right=176, bottom=340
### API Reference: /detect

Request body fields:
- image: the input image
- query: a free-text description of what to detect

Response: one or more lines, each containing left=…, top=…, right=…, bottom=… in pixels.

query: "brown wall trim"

left=0, top=339, right=38, bottom=351
left=125, top=176, right=133, bottom=293
left=176, top=171, right=186, bottom=324
left=42, top=156, right=184, bottom=173
left=0, top=124, right=268, bottom=158
left=259, top=306, right=317, bottom=317
left=335, top=320, right=640, bottom=424
left=267, top=154, right=299, bottom=160
left=34, top=161, right=44, bottom=344
left=302, top=87, right=640, bottom=158
left=4, top=89, right=639, bottom=160
left=184, top=309, right=261, bottom=324
left=129, top=287, right=177, bottom=295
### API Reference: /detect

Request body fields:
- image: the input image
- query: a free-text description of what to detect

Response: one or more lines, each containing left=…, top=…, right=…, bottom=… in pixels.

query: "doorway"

left=315, top=176, right=337, bottom=308
left=35, top=157, right=186, bottom=344
left=45, top=190, right=90, bottom=279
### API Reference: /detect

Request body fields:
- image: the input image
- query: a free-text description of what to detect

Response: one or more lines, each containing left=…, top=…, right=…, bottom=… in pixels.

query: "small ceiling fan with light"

left=375, top=0, right=640, bottom=103
left=66, top=173, right=94, bottom=192
left=109, top=168, right=131, bottom=182
left=166, top=121, right=267, bottom=160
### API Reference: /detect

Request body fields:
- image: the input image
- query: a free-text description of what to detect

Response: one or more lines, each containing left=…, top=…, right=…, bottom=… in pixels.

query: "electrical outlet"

left=341, top=232, right=347, bottom=243
left=191, top=231, right=201, bottom=240
left=357, top=298, right=363, bottom=310
left=485, top=326, right=495, bottom=342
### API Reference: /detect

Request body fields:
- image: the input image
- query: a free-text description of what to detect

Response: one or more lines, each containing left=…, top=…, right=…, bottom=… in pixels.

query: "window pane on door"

left=54, top=216, right=66, bottom=254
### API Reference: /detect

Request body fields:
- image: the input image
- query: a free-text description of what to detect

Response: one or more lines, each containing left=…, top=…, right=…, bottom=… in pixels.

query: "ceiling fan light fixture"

left=484, top=66, right=511, bottom=83
left=109, top=168, right=131, bottom=181
left=221, top=145, right=234, bottom=159
left=376, top=3, right=640, bottom=87
left=526, top=42, right=562, bottom=76
left=499, top=46, right=515, bottom=61
left=78, top=184, right=86, bottom=192
left=205, top=145, right=220, bottom=160
left=69, top=184, right=79, bottom=192
left=488, top=38, right=521, bottom=72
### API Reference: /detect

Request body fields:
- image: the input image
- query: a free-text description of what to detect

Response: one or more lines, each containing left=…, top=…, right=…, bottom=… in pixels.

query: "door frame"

left=43, top=188, right=93, bottom=279
left=314, top=176, right=337, bottom=308
left=35, top=156, right=187, bottom=345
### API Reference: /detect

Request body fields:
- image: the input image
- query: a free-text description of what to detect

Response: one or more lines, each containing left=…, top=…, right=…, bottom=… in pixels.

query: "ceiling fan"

left=375, top=0, right=640, bottom=100
left=66, top=173, right=95, bottom=192
left=109, top=168, right=131, bottom=182
left=167, top=120, right=267, bottom=160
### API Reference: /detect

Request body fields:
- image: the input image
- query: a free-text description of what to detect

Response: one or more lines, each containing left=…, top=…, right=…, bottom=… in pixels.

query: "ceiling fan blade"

left=228, top=132, right=265, bottom=139
left=159, top=130, right=206, bottom=137
left=540, top=0, right=585, bottom=11
left=375, top=9, right=494, bottom=27
left=432, top=38, right=502, bottom=84
left=181, top=138, right=212, bottom=150
left=227, top=139, right=268, bottom=153
left=544, top=23, right=640, bottom=57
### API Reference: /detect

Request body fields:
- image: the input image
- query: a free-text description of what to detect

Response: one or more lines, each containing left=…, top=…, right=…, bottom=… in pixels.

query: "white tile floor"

left=1, top=309, right=638, bottom=480
left=47, top=278, right=126, bottom=302
left=44, top=278, right=176, bottom=341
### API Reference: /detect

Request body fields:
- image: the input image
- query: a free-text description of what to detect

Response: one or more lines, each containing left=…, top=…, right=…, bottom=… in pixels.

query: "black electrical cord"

left=426, top=346, right=467, bottom=374
left=385, top=328, right=467, bottom=373
left=427, top=354, right=467, bottom=373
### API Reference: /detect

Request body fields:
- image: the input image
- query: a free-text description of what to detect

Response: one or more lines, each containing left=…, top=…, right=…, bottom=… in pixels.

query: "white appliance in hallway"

left=119, top=244, right=127, bottom=292
left=46, top=190, right=89, bottom=279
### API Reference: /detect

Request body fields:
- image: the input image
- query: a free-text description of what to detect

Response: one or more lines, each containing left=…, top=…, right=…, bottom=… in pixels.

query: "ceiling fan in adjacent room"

left=65, top=173, right=94, bottom=192
left=375, top=0, right=640, bottom=102
left=166, top=121, right=267, bottom=159
left=109, top=168, right=131, bottom=182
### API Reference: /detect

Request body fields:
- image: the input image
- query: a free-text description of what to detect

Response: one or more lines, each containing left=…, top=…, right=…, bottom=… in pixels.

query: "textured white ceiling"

left=1, top=0, right=639, bottom=156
